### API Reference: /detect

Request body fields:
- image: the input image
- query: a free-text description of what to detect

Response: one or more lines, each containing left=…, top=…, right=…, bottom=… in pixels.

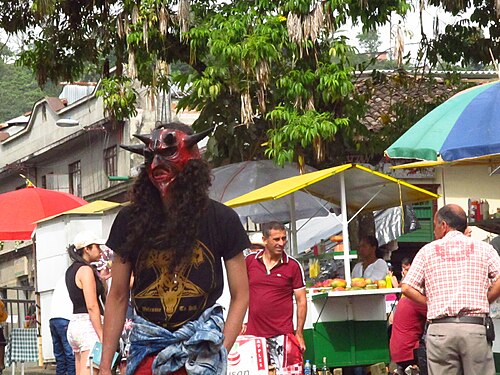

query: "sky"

left=345, top=4, right=475, bottom=61
left=1, top=3, right=476, bottom=64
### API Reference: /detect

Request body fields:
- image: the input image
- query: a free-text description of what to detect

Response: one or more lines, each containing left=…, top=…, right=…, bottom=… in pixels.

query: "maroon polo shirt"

left=245, top=250, right=306, bottom=338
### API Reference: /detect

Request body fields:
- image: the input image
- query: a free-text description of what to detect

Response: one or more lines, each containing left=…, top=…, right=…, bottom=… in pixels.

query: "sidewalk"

left=2, top=363, right=55, bottom=375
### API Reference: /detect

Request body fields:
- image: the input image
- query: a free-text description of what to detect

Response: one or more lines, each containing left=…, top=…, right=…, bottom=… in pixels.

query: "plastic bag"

left=404, top=205, right=421, bottom=233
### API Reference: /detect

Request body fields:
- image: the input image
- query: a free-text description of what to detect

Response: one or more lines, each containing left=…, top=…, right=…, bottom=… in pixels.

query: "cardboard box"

left=227, top=335, right=268, bottom=375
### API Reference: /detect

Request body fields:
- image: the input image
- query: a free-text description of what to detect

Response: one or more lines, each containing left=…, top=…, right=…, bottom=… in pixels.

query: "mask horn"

left=134, top=134, right=152, bottom=145
left=120, top=144, right=145, bottom=155
left=185, top=127, right=213, bottom=148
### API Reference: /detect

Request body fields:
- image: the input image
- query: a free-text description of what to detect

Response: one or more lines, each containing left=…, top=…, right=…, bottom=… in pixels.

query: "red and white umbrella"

left=0, top=186, right=87, bottom=240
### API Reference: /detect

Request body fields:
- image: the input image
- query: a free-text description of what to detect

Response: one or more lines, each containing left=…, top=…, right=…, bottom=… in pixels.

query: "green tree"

left=421, top=0, right=499, bottom=68
left=0, top=45, right=60, bottom=123
left=0, top=0, right=431, bottom=169
left=356, top=30, right=382, bottom=55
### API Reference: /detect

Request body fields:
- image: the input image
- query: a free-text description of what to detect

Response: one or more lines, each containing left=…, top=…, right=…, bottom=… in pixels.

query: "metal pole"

left=290, top=194, right=298, bottom=256
left=340, top=173, right=351, bottom=286
left=441, top=168, right=446, bottom=205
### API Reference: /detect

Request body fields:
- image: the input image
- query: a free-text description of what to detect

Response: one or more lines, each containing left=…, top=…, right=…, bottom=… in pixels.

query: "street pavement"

left=3, top=363, right=56, bottom=375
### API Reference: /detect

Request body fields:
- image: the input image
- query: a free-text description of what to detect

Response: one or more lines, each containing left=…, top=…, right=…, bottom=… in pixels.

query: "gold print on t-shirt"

left=134, top=241, right=215, bottom=326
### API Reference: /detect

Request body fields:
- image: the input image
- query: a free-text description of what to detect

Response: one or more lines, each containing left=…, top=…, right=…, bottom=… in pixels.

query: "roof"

left=358, top=72, right=464, bottom=132
left=45, top=97, right=66, bottom=112
left=36, top=200, right=122, bottom=223
left=59, top=83, right=97, bottom=105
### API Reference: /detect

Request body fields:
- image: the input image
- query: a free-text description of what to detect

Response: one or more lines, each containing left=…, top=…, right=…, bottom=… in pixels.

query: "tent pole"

left=441, top=168, right=446, bottom=205
left=290, top=194, right=298, bottom=256
left=340, top=173, right=351, bottom=286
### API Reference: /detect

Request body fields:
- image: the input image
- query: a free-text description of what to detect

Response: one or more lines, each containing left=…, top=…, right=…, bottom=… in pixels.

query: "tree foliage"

left=0, top=0, right=496, bottom=168
left=0, top=47, right=60, bottom=123
left=357, top=30, right=382, bottom=55
left=423, top=0, right=499, bottom=67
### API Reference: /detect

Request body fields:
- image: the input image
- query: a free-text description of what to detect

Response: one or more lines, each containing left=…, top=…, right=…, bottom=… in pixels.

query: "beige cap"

left=73, top=231, right=106, bottom=250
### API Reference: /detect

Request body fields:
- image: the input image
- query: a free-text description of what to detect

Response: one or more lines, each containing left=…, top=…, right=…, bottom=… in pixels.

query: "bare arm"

left=100, top=257, right=132, bottom=375
left=401, top=283, right=427, bottom=305
left=223, top=252, right=249, bottom=351
left=488, top=277, right=500, bottom=303
left=293, top=288, right=307, bottom=352
left=77, top=266, right=104, bottom=342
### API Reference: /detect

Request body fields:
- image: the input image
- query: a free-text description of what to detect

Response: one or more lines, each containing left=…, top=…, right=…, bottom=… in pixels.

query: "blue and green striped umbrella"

left=386, top=81, right=500, bottom=161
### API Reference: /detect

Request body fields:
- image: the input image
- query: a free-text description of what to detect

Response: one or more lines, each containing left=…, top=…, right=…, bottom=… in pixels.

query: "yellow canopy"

left=225, top=163, right=439, bottom=212
left=36, top=200, right=122, bottom=223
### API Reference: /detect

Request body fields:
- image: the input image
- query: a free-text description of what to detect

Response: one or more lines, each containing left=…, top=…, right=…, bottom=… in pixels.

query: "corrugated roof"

left=59, top=84, right=97, bottom=104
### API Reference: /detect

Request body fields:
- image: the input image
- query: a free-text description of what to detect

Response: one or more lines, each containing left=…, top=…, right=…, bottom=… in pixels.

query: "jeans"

left=49, top=318, right=75, bottom=375
left=126, top=304, right=227, bottom=375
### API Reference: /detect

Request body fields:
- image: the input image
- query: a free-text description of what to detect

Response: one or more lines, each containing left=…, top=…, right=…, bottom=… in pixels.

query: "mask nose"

left=150, top=154, right=164, bottom=170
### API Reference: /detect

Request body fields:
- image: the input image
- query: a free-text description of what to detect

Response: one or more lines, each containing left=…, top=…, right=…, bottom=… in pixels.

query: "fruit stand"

left=225, top=163, right=438, bottom=368
left=303, top=287, right=400, bottom=369
left=225, top=164, right=439, bottom=284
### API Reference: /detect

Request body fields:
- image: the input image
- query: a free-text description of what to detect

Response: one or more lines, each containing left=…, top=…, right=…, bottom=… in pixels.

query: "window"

left=69, top=161, right=81, bottom=197
left=104, top=146, right=117, bottom=178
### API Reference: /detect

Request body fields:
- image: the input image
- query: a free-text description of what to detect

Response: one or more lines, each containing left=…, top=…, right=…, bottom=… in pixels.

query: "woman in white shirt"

left=351, top=235, right=388, bottom=281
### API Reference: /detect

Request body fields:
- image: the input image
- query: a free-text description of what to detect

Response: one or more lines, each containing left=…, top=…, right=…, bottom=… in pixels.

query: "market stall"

left=225, top=163, right=438, bottom=368
left=225, top=163, right=439, bottom=285
left=303, top=288, right=400, bottom=368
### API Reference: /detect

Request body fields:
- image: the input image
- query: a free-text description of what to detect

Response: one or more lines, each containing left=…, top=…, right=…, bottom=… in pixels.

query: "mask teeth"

left=184, top=127, right=213, bottom=148
left=134, top=133, right=152, bottom=145
left=120, top=144, right=145, bottom=156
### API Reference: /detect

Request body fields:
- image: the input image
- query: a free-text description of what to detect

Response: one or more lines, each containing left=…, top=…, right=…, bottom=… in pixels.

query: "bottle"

left=469, top=199, right=477, bottom=222
left=322, top=357, right=328, bottom=374
left=482, top=200, right=490, bottom=220
left=385, top=272, right=393, bottom=289
left=475, top=200, right=482, bottom=222
left=304, top=359, right=312, bottom=375
left=312, top=364, right=317, bottom=375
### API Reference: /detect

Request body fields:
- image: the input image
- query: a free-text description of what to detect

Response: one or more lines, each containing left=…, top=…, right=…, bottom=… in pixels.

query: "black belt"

left=428, top=316, right=486, bottom=325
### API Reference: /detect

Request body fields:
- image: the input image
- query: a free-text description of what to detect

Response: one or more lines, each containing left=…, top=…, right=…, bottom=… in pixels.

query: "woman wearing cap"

left=66, top=231, right=107, bottom=375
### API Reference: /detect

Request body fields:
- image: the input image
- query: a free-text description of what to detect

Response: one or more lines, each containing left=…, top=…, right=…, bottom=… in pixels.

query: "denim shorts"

left=67, top=313, right=102, bottom=353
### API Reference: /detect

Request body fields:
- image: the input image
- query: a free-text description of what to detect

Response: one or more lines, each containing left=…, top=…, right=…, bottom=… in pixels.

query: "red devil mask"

left=121, top=124, right=212, bottom=198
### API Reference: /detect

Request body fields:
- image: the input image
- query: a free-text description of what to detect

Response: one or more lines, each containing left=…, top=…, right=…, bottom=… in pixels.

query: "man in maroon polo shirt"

left=245, top=221, right=307, bottom=374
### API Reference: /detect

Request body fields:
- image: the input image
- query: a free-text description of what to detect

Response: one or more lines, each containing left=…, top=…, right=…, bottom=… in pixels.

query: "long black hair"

left=121, top=158, right=212, bottom=273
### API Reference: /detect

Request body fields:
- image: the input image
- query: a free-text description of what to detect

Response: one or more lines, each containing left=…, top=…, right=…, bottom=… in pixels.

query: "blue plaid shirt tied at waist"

left=126, top=304, right=227, bottom=375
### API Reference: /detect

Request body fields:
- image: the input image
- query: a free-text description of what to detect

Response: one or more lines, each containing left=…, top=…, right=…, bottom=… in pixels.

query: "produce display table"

left=303, top=288, right=400, bottom=368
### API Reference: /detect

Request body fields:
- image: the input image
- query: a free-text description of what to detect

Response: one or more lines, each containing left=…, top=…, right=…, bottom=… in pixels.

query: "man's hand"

left=295, top=332, right=306, bottom=352
left=239, top=323, right=247, bottom=335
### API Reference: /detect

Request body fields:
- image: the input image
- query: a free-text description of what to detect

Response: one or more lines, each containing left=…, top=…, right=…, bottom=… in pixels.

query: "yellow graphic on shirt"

left=134, top=240, right=215, bottom=326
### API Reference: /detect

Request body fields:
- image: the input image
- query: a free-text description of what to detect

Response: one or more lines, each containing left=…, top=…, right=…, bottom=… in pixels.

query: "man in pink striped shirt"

left=402, top=204, right=500, bottom=375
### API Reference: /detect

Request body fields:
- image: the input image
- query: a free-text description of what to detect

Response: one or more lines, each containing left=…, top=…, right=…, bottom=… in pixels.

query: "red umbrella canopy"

left=0, top=187, right=87, bottom=240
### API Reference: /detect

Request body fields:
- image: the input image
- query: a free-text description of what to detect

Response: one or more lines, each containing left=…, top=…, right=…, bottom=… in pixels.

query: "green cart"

left=303, top=288, right=400, bottom=369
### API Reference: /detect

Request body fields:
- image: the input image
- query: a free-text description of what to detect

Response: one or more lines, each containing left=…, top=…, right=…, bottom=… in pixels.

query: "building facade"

left=0, top=82, right=198, bottom=289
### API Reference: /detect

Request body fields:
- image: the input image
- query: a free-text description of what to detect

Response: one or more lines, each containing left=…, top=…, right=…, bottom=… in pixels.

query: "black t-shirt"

left=106, top=199, right=250, bottom=330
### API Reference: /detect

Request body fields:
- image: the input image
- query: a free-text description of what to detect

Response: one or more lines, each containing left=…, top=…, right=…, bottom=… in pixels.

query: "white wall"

left=36, top=214, right=107, bottom=362
left=435, top=165, right=500, bottom=242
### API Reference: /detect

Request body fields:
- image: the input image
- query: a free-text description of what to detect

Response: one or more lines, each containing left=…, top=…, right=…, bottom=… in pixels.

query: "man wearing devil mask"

left=100, top=122, right=249, bottom=375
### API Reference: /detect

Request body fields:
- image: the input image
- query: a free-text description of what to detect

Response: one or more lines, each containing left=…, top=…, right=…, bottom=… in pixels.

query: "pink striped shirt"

left=403, top=230, right=500, bottom=320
